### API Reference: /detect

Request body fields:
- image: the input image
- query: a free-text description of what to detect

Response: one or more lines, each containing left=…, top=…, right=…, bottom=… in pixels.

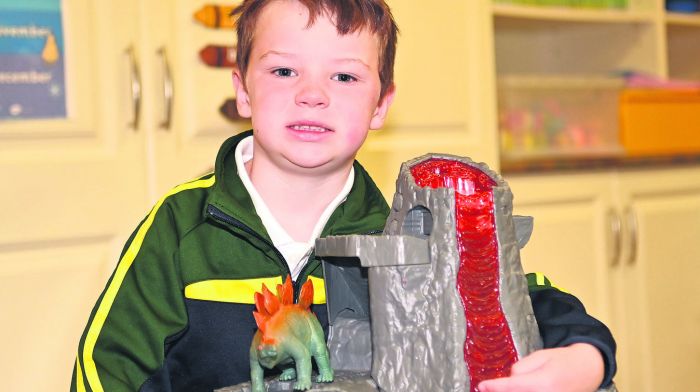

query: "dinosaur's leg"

left=309, top=319, right=334, bottom=383
left=279, top=366, right=296, bottom=381
left=249, top=333, right=266, bottom=392
left=287, top=340, right=312, bottom=390
left=250, top=357, right=266, bottom=392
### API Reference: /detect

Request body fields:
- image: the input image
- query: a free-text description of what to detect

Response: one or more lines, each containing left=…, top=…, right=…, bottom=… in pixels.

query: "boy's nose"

left=295, top=83, right=329, bottom=108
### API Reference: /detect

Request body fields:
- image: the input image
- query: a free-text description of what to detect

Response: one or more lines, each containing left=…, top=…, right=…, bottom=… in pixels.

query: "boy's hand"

left=478, top=343, right=604, bottom=392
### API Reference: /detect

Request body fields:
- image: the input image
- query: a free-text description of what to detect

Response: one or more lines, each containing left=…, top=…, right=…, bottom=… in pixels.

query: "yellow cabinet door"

left=0, top=1, right=148, bottom=389
left=505, top=172, right=617, bottom=326
left=506, top=171, right=632, bottom=389
left=139, top=0, right=250, bottom=198
left=615, top=167, right=700, bottom=392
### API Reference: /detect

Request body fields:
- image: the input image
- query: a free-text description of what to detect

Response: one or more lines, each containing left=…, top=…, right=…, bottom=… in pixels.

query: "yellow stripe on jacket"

left=80, top=175, right=216, bottom=392
left=185, top=276, right=327, bottom=304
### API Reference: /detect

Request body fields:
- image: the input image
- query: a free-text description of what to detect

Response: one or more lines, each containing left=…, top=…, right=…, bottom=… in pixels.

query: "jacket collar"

left=206, top=130, right=390, bottom=239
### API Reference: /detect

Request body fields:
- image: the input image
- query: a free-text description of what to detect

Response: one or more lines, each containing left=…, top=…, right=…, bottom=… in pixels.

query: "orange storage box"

left=619, top=88, right=700, bottom=156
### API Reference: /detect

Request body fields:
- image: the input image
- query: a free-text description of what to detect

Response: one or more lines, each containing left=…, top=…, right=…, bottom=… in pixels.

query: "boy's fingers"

left=478, top=378, right=507, bottom=392
left=478, top=373, right=540, bottom=392
left=478, top=377, right=509, bottom=392
left=509, top=349, right=549, bottom=375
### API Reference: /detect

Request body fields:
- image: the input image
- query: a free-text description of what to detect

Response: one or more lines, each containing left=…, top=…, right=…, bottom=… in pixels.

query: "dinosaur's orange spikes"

left=275, top=284, right=283, bottom=301
left=298, top=279, right=314, bottom=310
left=253, top=311, right=267, bottom=333
left=278, top=275, right=294, bottom=306
left=261, top=284, right=280, bottom=315
left=254, top=292, right=269, bottom=317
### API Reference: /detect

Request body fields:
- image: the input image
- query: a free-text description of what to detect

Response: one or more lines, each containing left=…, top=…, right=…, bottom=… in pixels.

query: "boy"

left=71, top=1, right=615, bottom=391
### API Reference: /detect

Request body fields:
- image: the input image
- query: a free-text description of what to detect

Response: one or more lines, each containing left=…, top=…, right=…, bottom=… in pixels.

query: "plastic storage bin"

left=619, top=88, right=700, bottom=156
left=497, top=76, right=624, bottom=160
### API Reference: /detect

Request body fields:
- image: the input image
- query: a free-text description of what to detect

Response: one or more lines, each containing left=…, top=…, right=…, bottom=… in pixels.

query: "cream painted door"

left=501, top=167, right=700, bottom=392
left=614, top=166, right=700, bottom=392
left=505, top=172, right=617, bottom=327
left=505, top=171, right=646, bottom=391
left=0, top=1, right=148, bottom=390
left=139, top=0, right=250, bottom=199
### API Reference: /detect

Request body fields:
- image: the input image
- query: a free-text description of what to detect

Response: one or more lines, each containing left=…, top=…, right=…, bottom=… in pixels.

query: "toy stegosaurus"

left=249, top=275, right=334, bottom=392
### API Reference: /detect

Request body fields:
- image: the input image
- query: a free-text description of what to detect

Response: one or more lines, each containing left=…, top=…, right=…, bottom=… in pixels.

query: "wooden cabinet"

left=505, top=166, right=700, bottom=391
left=0, top=1, right=148, bottom=389
left=0, top=1, right=244, bottom=388
left=505, top=172, right=616, bottom=325
left=2, top=0, right=698, bottom=389
left=138, top=0, right=250, bottom=198
left=492, top=1, right=700, bottom=390
left=614, top=167, right=700, bottom=392
left=0, top=1, right=499, bottom=388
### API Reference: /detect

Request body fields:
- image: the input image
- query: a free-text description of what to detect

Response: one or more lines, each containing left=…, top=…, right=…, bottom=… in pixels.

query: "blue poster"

left=0, top=0, right=66, bottom=119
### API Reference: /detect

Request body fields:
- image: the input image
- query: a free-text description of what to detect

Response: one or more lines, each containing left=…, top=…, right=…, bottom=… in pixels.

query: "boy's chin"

left=283, top=155, right=354, bottom=175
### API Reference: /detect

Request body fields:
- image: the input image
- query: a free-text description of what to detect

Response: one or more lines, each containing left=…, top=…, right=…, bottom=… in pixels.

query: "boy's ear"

left=232, top=69, right=252, bottom=118
left=369, top=84, right=396, bottom=130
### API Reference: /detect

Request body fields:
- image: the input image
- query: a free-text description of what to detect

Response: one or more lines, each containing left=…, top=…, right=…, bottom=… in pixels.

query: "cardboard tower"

left=221, top=154, right=615, bottom=392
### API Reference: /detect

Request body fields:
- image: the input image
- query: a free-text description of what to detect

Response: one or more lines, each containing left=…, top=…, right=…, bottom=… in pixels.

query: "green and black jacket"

left=71, top=131, right=615, bottom=391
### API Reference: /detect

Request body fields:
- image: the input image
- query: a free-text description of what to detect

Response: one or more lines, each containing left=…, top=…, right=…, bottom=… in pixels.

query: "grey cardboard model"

left=316, top=154, right=542, bottom=392
left=222, top=153, right=616, bottom=392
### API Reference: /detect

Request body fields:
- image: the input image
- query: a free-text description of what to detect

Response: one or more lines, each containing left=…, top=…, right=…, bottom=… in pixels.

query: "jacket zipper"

left=208, top=203, right=385, bottom=301
left=206, top=204, right=294, bottom=284
left=294, top=228, right=384, bottom=298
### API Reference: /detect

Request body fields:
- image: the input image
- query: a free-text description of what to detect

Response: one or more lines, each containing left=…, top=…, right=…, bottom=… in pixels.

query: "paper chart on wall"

left=0, top=0, right=66, bottom=120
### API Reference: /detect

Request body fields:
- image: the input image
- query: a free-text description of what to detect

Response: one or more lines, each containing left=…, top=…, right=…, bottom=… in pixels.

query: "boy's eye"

left=272, top=68, right=296, bottom=77
left=332, top=73, right=357, bottom=83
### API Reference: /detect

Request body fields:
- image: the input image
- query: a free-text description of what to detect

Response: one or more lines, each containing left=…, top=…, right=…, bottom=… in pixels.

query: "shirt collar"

left=234, top=136, right=355, bottom=275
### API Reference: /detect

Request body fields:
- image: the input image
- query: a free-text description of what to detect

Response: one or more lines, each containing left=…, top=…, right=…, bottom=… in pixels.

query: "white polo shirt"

left=234, top=136, right=355, bottom=280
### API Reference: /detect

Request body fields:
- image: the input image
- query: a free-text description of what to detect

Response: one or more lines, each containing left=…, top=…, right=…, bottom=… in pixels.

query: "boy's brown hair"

left=231, top=0, right=398, bottom=99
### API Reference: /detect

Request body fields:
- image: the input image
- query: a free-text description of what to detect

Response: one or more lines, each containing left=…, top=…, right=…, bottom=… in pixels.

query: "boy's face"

left=233, top=0, right=395, bottom=175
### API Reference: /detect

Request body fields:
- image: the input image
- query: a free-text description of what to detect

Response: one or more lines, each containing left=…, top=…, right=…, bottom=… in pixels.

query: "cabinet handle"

left=625, top=207, right=638, bottom=265
left=157, top=47, right=173, bottom=130
left=608, top=209, right=622, bottom=267
left=125, top=46, right=141, bottom=130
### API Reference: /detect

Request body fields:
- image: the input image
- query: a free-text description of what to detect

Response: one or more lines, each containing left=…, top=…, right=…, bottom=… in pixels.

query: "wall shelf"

left=492, top=3, right=655, bottom=23
left=666, top=11, right=700, bottom=26
left=498, top=74, right=625, bottom=88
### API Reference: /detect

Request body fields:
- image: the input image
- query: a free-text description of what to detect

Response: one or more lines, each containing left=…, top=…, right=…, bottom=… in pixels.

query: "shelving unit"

left=491, top=2, right=700, bottom=391
left=493, top=2, right=663, bottom=167
left=493, top=3, right=655, bottom=22
left=493, top=1, right=700, bottom=167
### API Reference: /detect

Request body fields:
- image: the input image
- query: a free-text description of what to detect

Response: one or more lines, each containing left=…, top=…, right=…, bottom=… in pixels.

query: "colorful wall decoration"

left=194, top=3, right=243, bottom=123
left=0, top=0, right=66, bottom=119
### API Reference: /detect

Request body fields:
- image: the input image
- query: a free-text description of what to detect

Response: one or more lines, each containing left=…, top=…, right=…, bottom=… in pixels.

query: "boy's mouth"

left=288, top=122, right=332, bottom=133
